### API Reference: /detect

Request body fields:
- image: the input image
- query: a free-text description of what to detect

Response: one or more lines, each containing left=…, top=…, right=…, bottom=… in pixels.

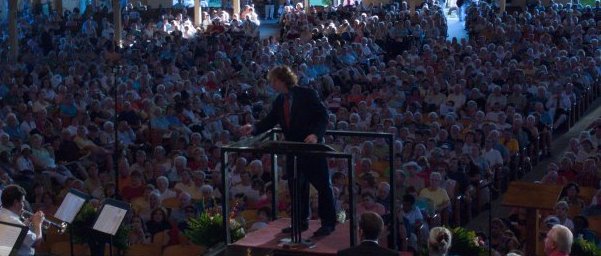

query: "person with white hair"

left=167, top=156, right=189, bottom=183
left=171, top=192, right=194, bottom=223
left=155, top=176, right=176, bottom=201
left=428, top=226, right=452, bottom=256
left=544, top=224, right=573, bottom=256
left=375, top=182, right=391, bottom=212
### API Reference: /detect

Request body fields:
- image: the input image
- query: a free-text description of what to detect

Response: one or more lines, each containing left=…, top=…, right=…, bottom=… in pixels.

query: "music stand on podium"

left=221, top=130, right=357, bottom=250
left=0, top=221, right=28, bottom=256
left=54, top=189, right=89, bottom=256
left=92, top=199, right=130, bottom=256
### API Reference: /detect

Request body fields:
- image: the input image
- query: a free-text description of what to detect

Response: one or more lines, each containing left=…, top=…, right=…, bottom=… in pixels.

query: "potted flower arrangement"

left=571, top=238, right=601, bottom=256
left=184, top=200, right=246, bottom=250
left=448, top=226, right=487, bottom=256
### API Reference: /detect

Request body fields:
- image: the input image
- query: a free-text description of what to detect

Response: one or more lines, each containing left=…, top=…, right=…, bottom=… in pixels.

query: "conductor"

left=0, top=185, right=45, bottom=256
left=240, top=65, right=336, bottom=236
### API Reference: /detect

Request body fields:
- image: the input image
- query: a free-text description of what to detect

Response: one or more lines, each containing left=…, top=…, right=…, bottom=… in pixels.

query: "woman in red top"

left=346, top=84, right=364, bottom=107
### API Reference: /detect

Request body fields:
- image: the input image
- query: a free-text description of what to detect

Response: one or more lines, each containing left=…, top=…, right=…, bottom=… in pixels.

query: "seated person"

left=573, top=215, right=600, bottom=246
left=559, top=183, right=586, bottom=209
left=132, top=185, right=158, bottom=215
left=177, top=205, right=198, bottom=233
left=83, top=163, right=104, bottom=199
left=170, top=192, right=194, bottom=223
left=230, top=171, right=260, bottom=203
left=128, top=215, right=150, bottom=245
left=156, top=176, right=176, bottom=201
left=548, top=201, right=574, bottom=231
left=404, top=162, right=425, bottom=193
left=357, top=192, right=386, bottom=216
left=173, top=170, right=195, bottom=196
left=146, top=207, right=171, bottom=245
left=428, top=227, right=452, bottom=256
left=30, top=134, right=74, bottom=185
left=419, top=172, right=450, bottom=213
left=197, top=184, right=218, bottom=213
left=15, top=145, right=35, bottom=180
left=337, top=211, right=398, bottom=256
left=249, top=206, right=272, bottom=232
left=189, top=171, right=207, bottom=200
left=121, top=171, right=146, bottom=202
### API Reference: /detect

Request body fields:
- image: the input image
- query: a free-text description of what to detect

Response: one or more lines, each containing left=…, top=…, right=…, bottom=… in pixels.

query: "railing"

left=219, top=128, right=397, bottom=249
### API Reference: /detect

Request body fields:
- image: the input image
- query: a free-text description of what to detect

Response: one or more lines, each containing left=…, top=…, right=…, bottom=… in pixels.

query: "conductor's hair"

left=359, top=211, right=384, bottom=240
left=268, top=65, right=298, bottom=89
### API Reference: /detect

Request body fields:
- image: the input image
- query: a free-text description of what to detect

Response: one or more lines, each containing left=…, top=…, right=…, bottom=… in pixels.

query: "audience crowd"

left=0, top=0, right=599, bottom=255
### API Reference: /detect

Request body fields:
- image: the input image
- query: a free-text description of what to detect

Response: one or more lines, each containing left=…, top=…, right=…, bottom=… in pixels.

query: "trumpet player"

left=0, top=184, right=44, bottom=256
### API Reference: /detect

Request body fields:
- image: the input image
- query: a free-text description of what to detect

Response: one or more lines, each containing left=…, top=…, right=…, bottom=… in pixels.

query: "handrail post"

left=347, top=156, right=356, bottom=247
left=221, top=151, right=231, bottom=244
left=271, top=130, right=279, bottom=220
left=387, top=135, right=397, bottom=250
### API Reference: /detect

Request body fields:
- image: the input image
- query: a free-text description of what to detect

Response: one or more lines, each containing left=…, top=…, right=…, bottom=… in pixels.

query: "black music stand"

left=54, top=189, right=89, bottom=256
left=221, top=132, right=357, bottom=249
left=91, top=199, right=130, bottom=256
left=0, top=221, right=28, bottom=256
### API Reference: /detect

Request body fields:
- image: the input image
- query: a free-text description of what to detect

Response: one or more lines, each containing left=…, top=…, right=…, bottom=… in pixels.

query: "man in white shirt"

left=19, top=112, right=36, bottom=136
left=230, top=171, right=259, bottom=202
left=0, top=185, right=44, bottom=256
left=481, top=139, right=503, bottom=168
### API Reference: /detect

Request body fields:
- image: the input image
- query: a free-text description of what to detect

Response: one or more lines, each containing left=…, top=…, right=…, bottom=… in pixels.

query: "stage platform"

left=225, top=218, right=412, bottom=256
left=226, top=218, right=349, bottom=256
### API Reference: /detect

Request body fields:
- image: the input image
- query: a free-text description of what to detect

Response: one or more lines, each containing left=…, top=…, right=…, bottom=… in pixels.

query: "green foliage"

left=571, top=238, right=601, bottom=256
left=184, top=212, right=245, bottom=248
left=71, top=203, right=130, bottom=251
left=448, top=226, right=488, bottom=256
left=71, top=203, right=99, bottom=244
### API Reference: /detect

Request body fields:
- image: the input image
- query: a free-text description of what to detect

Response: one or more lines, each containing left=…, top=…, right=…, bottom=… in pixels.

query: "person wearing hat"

left=575, top=137, right=595, bottom=163
left=404, top=161, right=425, bottom=193
left=549, top=201, right=574, bottom=231
left=590, top=125, right=601, bottom=148
left=16, top=144, right=35, bottom=179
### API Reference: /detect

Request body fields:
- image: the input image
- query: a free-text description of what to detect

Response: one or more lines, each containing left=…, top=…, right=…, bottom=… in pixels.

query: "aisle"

left=444, top=6, right=468, bottom=41
left=259, top=19, right=280, bottom=40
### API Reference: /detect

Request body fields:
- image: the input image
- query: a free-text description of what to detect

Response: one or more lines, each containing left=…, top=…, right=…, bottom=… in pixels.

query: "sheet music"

left=92, top=205, right=127, bottom=235
left=0, top=224, right=23, bottom=256
left=54, top=192, right=86, bottom=223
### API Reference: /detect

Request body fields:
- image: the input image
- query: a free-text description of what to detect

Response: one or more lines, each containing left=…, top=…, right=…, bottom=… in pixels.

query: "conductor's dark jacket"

left=253, top=86, right=328, bottom=142
left=337, top=241, right=398, bottom=256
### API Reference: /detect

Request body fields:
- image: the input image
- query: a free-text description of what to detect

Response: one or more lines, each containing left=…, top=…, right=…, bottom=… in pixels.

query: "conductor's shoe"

left=282, top=223, right=309, bottom=233
left=313, top=226, right=335, bottom=237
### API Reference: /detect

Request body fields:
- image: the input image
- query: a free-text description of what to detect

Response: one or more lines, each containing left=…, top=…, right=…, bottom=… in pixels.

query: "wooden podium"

left=502, top=182, right=563, bottom=256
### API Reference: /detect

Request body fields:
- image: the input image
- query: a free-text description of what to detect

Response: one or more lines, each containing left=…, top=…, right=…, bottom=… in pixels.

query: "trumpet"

left=22, top=210, right=68, bottom=234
